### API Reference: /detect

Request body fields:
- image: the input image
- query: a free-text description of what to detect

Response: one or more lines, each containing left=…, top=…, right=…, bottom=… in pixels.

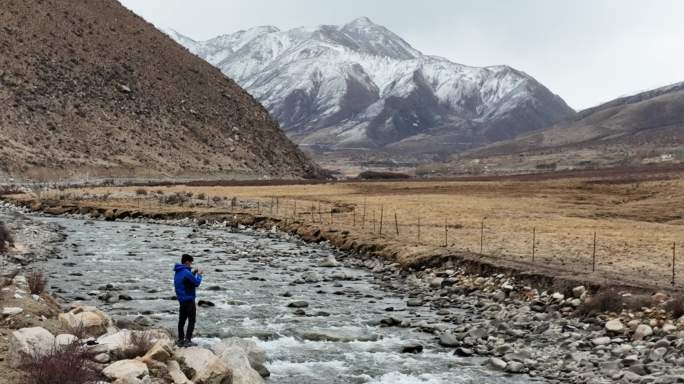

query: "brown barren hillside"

left=444, top=82, right=684, bottom=175
left=0, top=0, right=319, bottom=181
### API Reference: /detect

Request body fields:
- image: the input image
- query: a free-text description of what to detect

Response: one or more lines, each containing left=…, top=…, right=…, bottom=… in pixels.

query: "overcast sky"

left=119, top=0, right=684, bottom=110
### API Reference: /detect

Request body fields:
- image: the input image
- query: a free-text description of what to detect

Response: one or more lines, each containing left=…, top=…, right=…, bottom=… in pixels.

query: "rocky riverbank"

left=3, top=200, right=684, bottom=383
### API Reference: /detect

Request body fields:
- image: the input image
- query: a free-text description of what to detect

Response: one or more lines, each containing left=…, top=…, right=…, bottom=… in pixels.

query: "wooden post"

left=379, top=205, right=384, bottom=235
left=394, top=211, right=399, bottom=235
left=353, top=207, right=356, bottom=226
left=318, top=201, right=322, bottom=223
left=592, top=232, right=597, bottom=272
left=257, top=201, right=260, bottom=215
left=311, top=204, right=315, bottom=222
left=532, top=227, right=536, bottom=263
left=275, top=198, right=279, bottom=216
left=444, top=218, right=448, bottom=247
left=480, top=220, right=484, bottom=254
left=362, top=200, right=367, bottom=228
left=672, top=241, right=676, bottom=286
left=293, top=200, right=297, bottom=220
left=417, top=216, right=421, bottom=242
left=372, top=210, right=376, bottom=233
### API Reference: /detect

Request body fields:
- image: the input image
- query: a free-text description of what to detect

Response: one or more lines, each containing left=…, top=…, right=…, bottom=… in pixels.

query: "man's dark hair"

left=181, top=254, right=194, bottom=264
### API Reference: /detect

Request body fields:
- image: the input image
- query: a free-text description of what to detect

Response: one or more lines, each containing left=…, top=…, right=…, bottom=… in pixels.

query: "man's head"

left=181, top=254, right=194, bottom=267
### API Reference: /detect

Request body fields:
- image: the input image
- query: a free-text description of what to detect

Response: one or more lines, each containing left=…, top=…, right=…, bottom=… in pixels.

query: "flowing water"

left=37, top=215, right=545, bottom=384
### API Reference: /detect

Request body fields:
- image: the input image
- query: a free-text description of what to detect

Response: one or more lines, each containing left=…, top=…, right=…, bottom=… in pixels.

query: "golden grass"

left=41, top=175, right=684, bottom=288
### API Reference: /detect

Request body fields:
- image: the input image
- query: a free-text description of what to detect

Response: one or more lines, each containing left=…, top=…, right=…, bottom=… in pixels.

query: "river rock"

left=9, top=327, right=55, bottom=368
left=606, top=319, right=625, bottom=334
left=319, top=256, right=339, bottom=267
left=213, top=345, right=264, bottom=384
left=300, top=328, right=379, bottom=342
left=142, top=340, right=172, bottom=363
left=505, top=361, right=525, bottom=374
left=2, top=307, right=23, bottom=316
left=438, top=333, right=460, bottom=347
left=572, top=286, right=586, bottom=298
left=212, top=338, right=268, bottom=377
left=301, top=271, right=321, bottom=283
left=167, top=360, right=192, bottom=384
left=96, top=329, right=169, bottom=359
left=102, top=359, right=149, bottom=381
left=59, top=305, right=112, bottom=336
left=55, top=333, right=78, bottom=348
left=633, top=324, right=653, bottom=341
left=592, top=337, right=611, bottom=346
left=406, top=298, right=423, bottom=307
left=174, top=347, right=231, bottom=384
left=287, top=301, right=309, bottom=308
left=488, top=357, right=507, bottom=371
left=401, top=344, right=423, bottom=354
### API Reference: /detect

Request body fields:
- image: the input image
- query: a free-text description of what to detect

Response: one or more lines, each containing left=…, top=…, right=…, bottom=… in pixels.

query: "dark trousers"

left=178, top=300, right=196, bottom=341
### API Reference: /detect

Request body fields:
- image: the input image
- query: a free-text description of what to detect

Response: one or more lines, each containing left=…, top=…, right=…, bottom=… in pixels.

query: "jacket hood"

left=174, top=263, right=190, bottom=272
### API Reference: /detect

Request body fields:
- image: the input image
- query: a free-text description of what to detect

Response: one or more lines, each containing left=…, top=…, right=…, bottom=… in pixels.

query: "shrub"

left=356, top=171, right=411, bottom=180
left=27, top=270, right=48, bottom=295
left=135, top=188, right=148, bottom=196
left=123, top=331, right=154, bottom=359
left=578, top=288, right=624, bottom=315
left=22, top=343, right=99, bottom=384
left=196, top=193, right=206, bottom=200
left=160, top=192, right=189, bottom=206
left=0, top=221, right=13, bottom=253
left=212, top=196, right=222, bottom=203
left=665, top=295, right=684, bottom=318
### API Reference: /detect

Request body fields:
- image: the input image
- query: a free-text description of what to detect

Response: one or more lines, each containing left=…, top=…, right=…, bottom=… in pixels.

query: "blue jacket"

left=174, top=263, right=202, bottom=302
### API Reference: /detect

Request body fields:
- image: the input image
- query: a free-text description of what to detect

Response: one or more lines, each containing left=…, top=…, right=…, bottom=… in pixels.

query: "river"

left=37, top=215, right=543, bottom=384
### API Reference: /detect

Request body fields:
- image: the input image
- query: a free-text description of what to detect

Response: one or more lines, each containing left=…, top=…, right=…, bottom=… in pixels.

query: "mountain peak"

left=344, top=16, right=376, bottom=28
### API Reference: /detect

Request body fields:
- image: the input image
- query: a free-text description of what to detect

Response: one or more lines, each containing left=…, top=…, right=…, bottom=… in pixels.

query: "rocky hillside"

left=0, top=0, right=319, bottom=181
left=168, top=17, right=575, bottom=157
left=450, top=81, right=684, bottom=173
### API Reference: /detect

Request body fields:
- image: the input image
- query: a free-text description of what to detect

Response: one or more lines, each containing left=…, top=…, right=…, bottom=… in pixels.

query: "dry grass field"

left=36, top=170, right=684, bottom=289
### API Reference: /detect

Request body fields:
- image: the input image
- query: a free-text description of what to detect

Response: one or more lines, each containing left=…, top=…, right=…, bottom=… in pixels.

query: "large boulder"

left=211, top=338, right=267, bottom=377
left=102, top=359, right=149, bottom=381
left=174, top=347, right=231, bottom=384
left=8, top=327, right=55, bottom=368
left=58, top=305, right=112, bottom=336
left=213, top=345, right=263, bottom=384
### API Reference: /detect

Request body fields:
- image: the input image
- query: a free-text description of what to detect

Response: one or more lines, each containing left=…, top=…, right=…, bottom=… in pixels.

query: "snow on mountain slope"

left=167, top=17, right=574, bottom=155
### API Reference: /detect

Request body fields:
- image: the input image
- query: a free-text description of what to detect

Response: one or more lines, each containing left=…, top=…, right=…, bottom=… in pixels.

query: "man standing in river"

left=174, top=254, right=203, bottom=347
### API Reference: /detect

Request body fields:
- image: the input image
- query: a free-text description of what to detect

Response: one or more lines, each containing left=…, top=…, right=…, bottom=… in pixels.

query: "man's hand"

left=195, top=269, right=204, bottom=276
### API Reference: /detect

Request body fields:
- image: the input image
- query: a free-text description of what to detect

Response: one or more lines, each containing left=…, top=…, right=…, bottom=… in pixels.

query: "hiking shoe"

left=184, top=340, right=198, bottom=347
left=175, top=339, right=185, bottom=347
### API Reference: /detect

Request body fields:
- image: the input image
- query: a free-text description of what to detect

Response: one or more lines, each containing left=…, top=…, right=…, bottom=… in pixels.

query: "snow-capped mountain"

left=167, top=17, right=575, bottom=155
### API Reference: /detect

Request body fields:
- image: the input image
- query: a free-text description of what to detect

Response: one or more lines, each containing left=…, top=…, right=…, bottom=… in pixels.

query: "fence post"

left=257, top=201, right=260, bottom=215
left=417, top=216, right=421, bottom=243
left=532, top=227, right=536, bottom=263
left=353, top=207, right=356, bottom=226
left=330, top=206, right=334, bottom=225
left=372, top=210, right=376, bottom=233
left=275, top=197, right=279, bottom=216
left=311, top=204, right=315, bottom=222
left=362, top=199, right=367, bottom=229
left=379, top=205, right=384, bottom=235
left=480, top=220, right=484, bottom=254
left=673, top=241, right=676, bottom=286
left=293, top=200, right=297, bottom=219
left=444, top=218, right=448, bottom=247
left=592, top=232, right=597, bottom=273
left=318, top=201, right=322, bottom=223
left=394, top=211, right=399, bottom=235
